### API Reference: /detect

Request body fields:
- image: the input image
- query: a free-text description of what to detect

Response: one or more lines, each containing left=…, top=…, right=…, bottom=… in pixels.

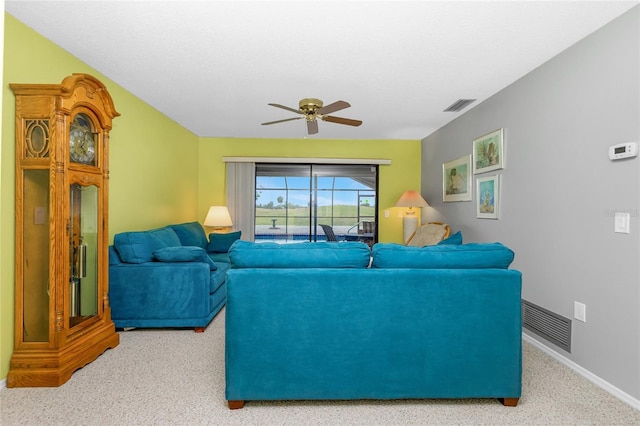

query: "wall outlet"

left=574, top=301, right=586, bottom=322
left=384, top=209, right=389, bottom=218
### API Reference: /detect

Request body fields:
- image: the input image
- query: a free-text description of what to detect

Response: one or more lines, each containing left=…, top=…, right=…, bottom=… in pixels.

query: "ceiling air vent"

left=444, top=99, right=476, bottom=112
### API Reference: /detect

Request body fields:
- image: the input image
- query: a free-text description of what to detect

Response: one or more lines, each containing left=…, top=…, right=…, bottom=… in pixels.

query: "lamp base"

left=402, top=213, right=418, bottom=244
left=209, top=226, right=231, bottom=234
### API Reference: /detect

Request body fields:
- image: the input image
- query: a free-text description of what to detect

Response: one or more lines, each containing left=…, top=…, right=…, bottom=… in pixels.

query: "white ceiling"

left=5, top=1, right=638, bottom=140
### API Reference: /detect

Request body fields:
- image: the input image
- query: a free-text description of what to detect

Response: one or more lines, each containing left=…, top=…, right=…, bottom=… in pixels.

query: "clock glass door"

left=69, top=183, right=99, bottom=327
left=22, top=169, right=50, bottom=342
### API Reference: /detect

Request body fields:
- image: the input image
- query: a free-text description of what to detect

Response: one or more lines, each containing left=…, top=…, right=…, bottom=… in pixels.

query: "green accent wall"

left=1, top=14, right=421, bottom=382
left=1, top=15, right=199, bottom=381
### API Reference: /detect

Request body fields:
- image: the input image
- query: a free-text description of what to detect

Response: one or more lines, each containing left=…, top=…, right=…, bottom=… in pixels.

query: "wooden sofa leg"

left=228, top=400, right=245, bottom=410
left=194, top=327, right=205, bottom=333
left=500, top=397, right=519, bottom=407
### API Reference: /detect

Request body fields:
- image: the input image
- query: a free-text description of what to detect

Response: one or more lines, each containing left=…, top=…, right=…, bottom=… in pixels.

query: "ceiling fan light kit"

left=262, top=98, right=362, bottom=135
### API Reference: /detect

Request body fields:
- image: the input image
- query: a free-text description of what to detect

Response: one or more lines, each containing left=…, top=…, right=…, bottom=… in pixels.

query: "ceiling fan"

left=261, top=98, right=362, bottom=135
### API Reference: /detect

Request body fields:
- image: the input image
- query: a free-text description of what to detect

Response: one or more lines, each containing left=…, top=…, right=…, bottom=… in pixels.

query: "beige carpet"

left=1, top=309, right=639, bottom=425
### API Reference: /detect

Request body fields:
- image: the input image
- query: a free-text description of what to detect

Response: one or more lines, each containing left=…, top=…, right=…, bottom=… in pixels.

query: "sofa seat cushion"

left=372, top=242, right=514, bottom=269
left=170, top=222, right=208, bottom=249
left=208, top=252, right=231, bottom=265
left=114, top=227, right=181, bottom=264
left=229, top=240, right=371, bottom=269
left=153, top=246, right=218, bottom=270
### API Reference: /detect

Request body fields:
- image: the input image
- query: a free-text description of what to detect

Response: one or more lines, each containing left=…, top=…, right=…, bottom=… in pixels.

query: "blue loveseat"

left=109, top=222, right=239, bottom=331
left=224, top=240, right=522, bottom=408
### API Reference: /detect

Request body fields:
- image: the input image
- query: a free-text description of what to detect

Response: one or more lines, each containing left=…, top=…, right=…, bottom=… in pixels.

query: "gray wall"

left=421, top=7, right=639, bottom=399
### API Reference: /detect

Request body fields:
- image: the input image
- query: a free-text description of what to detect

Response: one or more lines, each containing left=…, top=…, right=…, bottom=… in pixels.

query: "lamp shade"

left=204, top=206, right=233, bottom=227
left=394, top=190, right=429, bottom=208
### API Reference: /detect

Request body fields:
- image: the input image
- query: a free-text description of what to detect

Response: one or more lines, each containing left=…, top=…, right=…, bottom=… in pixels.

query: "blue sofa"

left=225, top=240, right=522, bottom=408
left=109, top=222, right=239, bottom=331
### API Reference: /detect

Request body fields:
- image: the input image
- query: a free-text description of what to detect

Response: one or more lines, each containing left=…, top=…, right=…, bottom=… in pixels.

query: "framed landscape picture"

left=442, top=155, right=472, bottom=202
left=473, top=128, right=504, bottom=174
left=476, top=174, right=500, bottom=219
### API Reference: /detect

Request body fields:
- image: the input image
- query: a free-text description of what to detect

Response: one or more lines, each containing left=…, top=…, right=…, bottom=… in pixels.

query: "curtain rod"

left=222, top=156, right=391, bottom=165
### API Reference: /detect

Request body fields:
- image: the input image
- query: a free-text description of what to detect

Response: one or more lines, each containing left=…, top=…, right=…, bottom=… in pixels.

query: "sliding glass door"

left=255, top=163, right=377, bottom=244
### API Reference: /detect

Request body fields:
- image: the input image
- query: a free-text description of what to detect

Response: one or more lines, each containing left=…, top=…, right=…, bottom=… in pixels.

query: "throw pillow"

left=207, top=231, right=242, bottom=253
left=437, top=230, right=463, bottom=245
left=153, top=246, right=217, bottom=271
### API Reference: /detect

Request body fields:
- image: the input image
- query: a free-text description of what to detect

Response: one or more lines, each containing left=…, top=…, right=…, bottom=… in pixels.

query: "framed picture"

left=442, top=155, right=472, bottom=202
left=476, top=175, right=500, bottom=219
left=473, top=128, right=504, bottom=174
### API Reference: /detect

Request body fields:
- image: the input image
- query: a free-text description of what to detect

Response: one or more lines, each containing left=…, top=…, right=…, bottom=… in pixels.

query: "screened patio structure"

left=254, top=164, right=377, bottom=245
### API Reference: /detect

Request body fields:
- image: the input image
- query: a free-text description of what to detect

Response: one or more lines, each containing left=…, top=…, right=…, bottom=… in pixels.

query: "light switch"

left=574, top=302, right=586, bottom=322
left=614, top=212, right=630, bottom=234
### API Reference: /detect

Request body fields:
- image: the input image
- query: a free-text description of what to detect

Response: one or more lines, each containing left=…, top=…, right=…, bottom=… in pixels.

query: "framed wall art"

left=473, top=128, right=504, bottom=174
left=476, top=174, right=500, bottom=219
left=442, top=155, right=472, bottom=202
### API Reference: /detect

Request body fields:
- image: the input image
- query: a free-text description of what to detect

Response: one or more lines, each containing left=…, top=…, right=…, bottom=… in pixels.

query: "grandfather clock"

left=8, top=74, right=120, bottom=387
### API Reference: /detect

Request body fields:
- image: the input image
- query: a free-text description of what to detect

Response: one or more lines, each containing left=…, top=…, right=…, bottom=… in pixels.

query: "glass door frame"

left=254, top=163, right=378, bottom=243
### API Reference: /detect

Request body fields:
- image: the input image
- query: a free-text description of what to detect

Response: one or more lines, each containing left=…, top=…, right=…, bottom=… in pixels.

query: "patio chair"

left=319, top=224, right=338, bottom=242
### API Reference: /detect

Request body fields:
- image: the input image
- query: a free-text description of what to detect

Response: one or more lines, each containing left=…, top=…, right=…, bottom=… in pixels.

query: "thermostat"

left=609, top=142, right=638, bottom=160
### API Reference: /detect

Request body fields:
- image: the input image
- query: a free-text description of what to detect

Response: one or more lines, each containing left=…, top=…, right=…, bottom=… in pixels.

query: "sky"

left=256, top=177, right=375, bottom=207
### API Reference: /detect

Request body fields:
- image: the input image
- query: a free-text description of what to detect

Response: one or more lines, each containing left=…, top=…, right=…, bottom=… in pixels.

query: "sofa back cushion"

left=169, top=222, right=208, bottom=249
left=371, top=242, right=514, bottom=269
left=113, top=227, right=181, bottom=264
left=229, top=240, right=371, bottom=269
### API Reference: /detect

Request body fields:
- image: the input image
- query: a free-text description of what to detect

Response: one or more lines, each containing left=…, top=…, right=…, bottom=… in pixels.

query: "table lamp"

left=204, top=206, right=233, bottom=232
left=394, top=190, right=429, bottom=244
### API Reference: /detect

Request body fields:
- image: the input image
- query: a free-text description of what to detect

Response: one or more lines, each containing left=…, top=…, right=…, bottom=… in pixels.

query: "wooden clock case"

left=8, top=74, right=120, bottom=387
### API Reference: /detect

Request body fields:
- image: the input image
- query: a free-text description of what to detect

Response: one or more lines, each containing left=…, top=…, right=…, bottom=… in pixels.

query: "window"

left=255, top=163, right=377, bottom=243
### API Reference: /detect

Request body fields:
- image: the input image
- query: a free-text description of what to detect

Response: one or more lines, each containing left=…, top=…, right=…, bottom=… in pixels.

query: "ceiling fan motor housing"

left=299, top=98, right=323, bottom=119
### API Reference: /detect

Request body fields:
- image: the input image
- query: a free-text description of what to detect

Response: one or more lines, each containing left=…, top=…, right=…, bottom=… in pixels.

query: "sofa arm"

left=109, top=261, right=212, bottom=320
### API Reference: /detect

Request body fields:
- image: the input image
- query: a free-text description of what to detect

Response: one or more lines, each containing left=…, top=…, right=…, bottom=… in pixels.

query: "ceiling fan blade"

left=261, top=117, right=303, bottom=125
left=317, top=100, right=350, bottom=115
left=321, top=115, right=363, bottom=127
left=268, top=103, right=303, bottom=114
left=306, top=120, right=319, bottom=135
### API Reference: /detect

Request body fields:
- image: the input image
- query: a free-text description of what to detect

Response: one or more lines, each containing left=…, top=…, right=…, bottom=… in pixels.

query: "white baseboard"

left=0, top=378, right=6, bottom=390
left=523, top=333, right=640, bottom=411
